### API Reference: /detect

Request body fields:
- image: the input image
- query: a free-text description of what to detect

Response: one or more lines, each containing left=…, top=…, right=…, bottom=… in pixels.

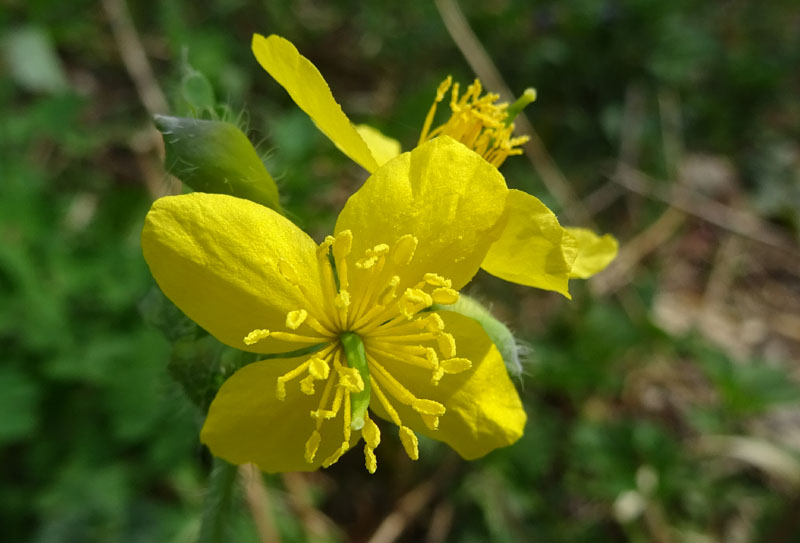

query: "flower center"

left=418, top=76, right=535, bottom=167
left=242, top=230, right=473, bottom=473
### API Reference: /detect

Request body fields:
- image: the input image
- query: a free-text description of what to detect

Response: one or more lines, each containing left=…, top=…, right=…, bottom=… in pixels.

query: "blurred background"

left=2, top=0, right=800, bottom=541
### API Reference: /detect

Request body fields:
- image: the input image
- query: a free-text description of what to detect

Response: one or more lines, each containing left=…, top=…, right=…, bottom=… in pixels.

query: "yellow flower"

left=142, top=137, right=526, bottom=473
left=251, top=34, right=618, bottom=298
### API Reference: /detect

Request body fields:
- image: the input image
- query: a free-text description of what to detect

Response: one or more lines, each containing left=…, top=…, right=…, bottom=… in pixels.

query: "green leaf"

left=181, top=70, right=216, bottom=114
left=153, top=115, right=283, bottom=213
left=2, top=26, right=69, bottom=94
left=0, top=367, right=40, bottom=444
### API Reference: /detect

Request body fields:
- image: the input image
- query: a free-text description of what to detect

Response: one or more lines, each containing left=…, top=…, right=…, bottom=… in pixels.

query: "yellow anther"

left=431, top=287, right=459, bottom=305
left=337, top=367, right=364, bottom=393
left=332, top=230, right=353, bottom=261
left=285, top=309, right=308, bottom=330
left=392, top=234, right=418, bottom=266
left=364, top=445, right=377, bottom=474
left=424, top=273, right=451, bottom=288
left=441, top=357, right=472, bottom=374
left=317, top=235, right=334, bottom=257
left=300, top=375, right=316, bottom=395
left=309, top=357, right=330, bottom=380
left=278, top=259, right=301, bottom=286
left=275, top=380, right=287, bottom=401
left=312, top=387, right=343, bottom=420
left=398, top=288, right=433, bottom=318
left=378, top=276, right=400, bottom=305
left=275, top=359, right=312, bottom=401
left=362, top=416, right=381, bottom=449
left=243, top=328, right=270, bottom=346
left=422, top=414, right=440, bottom=430
left=334, top=290, right=350, bottom=309
left=425, top=347, right=439, bottom=369
left=304, top=430, right=321, bottom=463
left=436, top=75, right=453, bottom=100
left=322, top=443, right=349, bottom=468
left=419, top=77, right=453, bottom=145
left=356, top=244, right=390, bottom=269
left=420, top=313, right=444, bottom=334
left=399, top=426, right=419, bottom=461
left=412, top=398, right=446, bottom=416
left=437, top=332, right=456, bottom=358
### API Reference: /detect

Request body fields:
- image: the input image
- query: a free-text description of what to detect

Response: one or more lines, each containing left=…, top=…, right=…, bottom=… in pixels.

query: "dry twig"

left=239, top=464, right=281, bottom=543
left=101, top=0, right=168, bottom=116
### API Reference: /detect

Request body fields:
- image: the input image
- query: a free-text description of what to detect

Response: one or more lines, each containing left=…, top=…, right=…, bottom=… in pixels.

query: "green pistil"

left=340, top=331, right=371, bottom=431
left=504, top=87, right=537, bottom=125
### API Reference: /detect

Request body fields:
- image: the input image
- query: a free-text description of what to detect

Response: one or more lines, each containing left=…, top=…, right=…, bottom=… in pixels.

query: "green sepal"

left=154, top=115, right=283, bottom=214
left=433, top=294, right=524, bottom=376
left=340, top=332, right=371, bottom=431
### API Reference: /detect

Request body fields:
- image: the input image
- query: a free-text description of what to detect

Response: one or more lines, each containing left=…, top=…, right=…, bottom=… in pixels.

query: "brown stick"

left=101, top=0, right=169, bottom=116
left=239, top=464, right=281, bottom=543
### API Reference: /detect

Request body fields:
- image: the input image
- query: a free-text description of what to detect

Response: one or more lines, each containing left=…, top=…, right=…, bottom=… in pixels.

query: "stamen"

left=312, top=386, right=343, bottom=420
left=309, top=356, right=330, bottom=380
left=367, top=345, right=436, bottom=370
left=280, top=256, right=337, bottom=332
left=369, top=377, right=402, bottom=426
left=422, top=313, right=445, bottom=334
left=334, top=290, right=350, bottom=327
left=243, top=328, right=270, bottom=345
left=431, top=287, right=459, bottom=305
left=278, top=259, right=301, bottom=286
left=437, top=332, right=456, bottom=358
left=399, top=426, right=419, bottom=461
left=336, top=366, right=365, bottom=393
left=304, top=430, right=321, bottom=463
left=419, top=76, right=531, bottom=167
left=441, top=357, right=471, bottom=374
left=432, top=356, right=471, bottom=385
left=412, top=398, right=446, bottom=417
left=367, top=355, right=422, bottom=406
left=423, top=273, right=451, bottom=288
left=378, top=276, right=400, bottom=305
left=356, top=244, right=389, bottom=269
left=392, top=235, right=418, bottom=266
left=285, top=309, right=308, bottom=329
left=362, top=413, right=381, bottom=473
left=322, top=443, right=349, bottom=468
left=300, top=374, right=316, bottom=395
left=270, top=331, right=330, bottom=343
left=397, top=288, right=433, bottom=318
left=363, top=415, right=381, bottom=449
left=275, top=359, right=312, bottom=401
left=332, top=230, right=352, bottom=291
left=418, top=76, right=453, bottom=145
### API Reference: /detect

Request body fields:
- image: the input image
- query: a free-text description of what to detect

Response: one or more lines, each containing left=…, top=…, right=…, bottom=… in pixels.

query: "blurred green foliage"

left=2, top=0, right=799, bottom=542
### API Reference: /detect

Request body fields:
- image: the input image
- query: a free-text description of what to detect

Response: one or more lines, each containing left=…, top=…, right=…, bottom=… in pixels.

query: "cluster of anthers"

left=418, top=76, right=535, bottom=168
left=242, top=229, right=473, bottom=473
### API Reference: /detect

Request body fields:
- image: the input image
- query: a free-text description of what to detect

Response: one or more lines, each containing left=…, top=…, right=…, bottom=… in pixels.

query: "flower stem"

left=197, top=458, right=239, bottom=543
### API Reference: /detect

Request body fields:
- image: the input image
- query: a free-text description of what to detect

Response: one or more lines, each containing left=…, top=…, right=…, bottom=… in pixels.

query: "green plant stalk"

left=340, top=331, right=371, bottom=431
left=196, top=458, right=239, bottom=543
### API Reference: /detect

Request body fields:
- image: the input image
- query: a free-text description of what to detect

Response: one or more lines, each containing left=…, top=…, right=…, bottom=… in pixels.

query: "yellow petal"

left=252, top=34, right=379, bottom=173
left=335, top=136, right=507, bottom=294
left=141, top=193, right=325, bottom=354
left=369, top=311, right=526, bottom=460
left=355, top=124, right=402, bottom=167
left=200, top=356, right=354, bottom=472
left=566, top=227, right=619, bottom=279
left=481, top=189, right=578, bottom=298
